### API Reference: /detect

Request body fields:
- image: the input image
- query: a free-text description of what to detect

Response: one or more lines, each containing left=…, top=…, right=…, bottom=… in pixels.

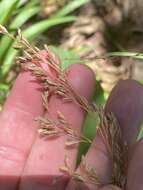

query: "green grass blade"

left=17, top=0, right=38, bottom=8
left=23, top=16, right=76, bottom=41
left=1, top=49, right=17, bottom=76
left=10, top=6, right=40, bottom=29
left=107, top=51, right=143, bottom=59
left=16, top=0, right=39, bottom=14
left=0, top=6, right=40, bottom=62
left=54, top=0, right=89, bottom=17
left=77, top=113, right=98, bottom=165
left=0, top=0, right=20, bottom=25
left=0, top=36, right=14, bottom=62
left=49, top=46, right=80, bottom=69
left=77, top=82, right=105, bottom=164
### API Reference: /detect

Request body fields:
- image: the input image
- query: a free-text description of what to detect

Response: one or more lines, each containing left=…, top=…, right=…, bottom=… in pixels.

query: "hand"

left=0, top=63, right=143, bottom=190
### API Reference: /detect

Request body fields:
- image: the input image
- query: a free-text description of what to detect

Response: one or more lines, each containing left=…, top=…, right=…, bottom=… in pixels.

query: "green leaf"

left=93, top=81, right=105, bottom=107
left=0, top=0, right=20, bottom=25
left=49, top=45, right=95, bottom=70
left=77, top=113, right=99, bottom=165
left=23, top=16, right=77, bottom=41
left=54, top=0, right=89, bottom=17
left=49, top=46, right=80, bottom=69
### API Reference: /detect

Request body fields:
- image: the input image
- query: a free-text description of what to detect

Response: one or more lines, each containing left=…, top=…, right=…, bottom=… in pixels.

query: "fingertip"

left=105, top=79, right=143, bottom=145
left=66, top=63, right=95, bottom=100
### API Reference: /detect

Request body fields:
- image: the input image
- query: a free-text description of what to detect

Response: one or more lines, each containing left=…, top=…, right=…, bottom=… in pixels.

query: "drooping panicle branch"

left=37, top=111, right=92, bottom=146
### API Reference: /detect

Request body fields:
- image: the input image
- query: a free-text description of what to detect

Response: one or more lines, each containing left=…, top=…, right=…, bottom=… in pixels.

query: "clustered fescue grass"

left=0, top=25, right=128, bottom=188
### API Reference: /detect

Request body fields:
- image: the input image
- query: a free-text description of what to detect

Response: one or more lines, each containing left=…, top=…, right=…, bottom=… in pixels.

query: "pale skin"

left=0, top=63, right=143, bottom=190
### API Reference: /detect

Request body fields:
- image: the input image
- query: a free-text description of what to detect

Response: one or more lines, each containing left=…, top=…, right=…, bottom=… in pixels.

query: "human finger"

left=18, top=64, right=95, bottom=190
left=0, top=72, right=44, bottom=190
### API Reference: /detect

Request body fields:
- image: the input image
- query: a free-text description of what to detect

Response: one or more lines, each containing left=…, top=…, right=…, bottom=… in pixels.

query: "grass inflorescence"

left=0, top=25, right=128, bottom=188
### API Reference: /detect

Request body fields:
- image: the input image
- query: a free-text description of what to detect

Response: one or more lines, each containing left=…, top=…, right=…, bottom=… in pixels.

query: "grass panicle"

left=0, top=25, right=128, bottom=188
